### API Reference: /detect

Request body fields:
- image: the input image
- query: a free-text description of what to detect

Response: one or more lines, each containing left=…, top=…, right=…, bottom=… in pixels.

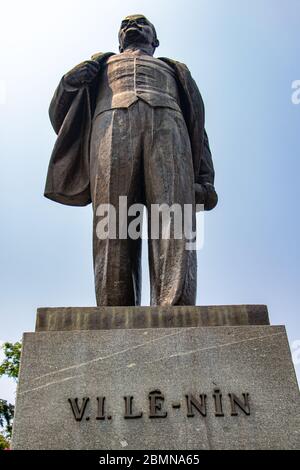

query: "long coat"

left=44, top=52, right=215, bottom=207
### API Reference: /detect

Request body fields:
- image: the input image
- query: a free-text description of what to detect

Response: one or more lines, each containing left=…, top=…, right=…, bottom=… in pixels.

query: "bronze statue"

left=45, top=14, right=217, bottom=306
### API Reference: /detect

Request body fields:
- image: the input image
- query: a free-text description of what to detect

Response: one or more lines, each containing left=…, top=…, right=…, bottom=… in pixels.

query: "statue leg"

left=143, top=106, right=197, bottom=305
left=90, top=107, right=143, bottom=306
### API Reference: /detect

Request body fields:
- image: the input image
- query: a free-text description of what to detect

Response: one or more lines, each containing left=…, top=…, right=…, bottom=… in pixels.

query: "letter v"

left=68, top=397, right=89, bottom=421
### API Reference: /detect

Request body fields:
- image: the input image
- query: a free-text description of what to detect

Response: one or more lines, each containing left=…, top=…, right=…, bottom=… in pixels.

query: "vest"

left=94, top=53, right=181, bottom=117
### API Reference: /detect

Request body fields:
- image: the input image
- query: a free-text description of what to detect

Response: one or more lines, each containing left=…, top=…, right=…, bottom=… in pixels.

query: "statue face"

left=118, top=15, right=158, bottom=51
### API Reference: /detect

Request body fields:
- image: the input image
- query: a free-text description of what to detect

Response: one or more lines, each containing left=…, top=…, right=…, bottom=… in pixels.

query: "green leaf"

left=0, top=400, right=14, bottom=439
left=0, top=433, right=10, bottom=450
left=0, top=341, right=22, bottom=380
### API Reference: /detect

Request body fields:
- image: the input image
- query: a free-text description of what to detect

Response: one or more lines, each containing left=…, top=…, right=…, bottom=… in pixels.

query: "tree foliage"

left=0, top=341, right=22, bottom=448
left=0, top=433, right=10, bottom=450
left=0, top=400, right=14, bottom=438
left=0, top=342, right=22, bottom=380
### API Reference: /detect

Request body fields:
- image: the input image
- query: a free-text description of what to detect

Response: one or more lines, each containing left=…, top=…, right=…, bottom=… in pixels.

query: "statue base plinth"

left=12, top=306, right=300, bottom=450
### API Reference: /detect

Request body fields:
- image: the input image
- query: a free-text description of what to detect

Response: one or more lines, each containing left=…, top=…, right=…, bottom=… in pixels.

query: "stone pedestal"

left=12, top=306, right=300, bottom=450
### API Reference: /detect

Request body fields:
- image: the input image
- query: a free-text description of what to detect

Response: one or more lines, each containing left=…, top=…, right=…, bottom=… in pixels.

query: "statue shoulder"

left=158, top=57, right=191, bottom=73
left=91, top=51, right=116, bottom=62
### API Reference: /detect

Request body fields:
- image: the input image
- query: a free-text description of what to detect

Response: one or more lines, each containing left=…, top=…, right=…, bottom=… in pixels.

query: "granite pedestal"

left=12, top=305, right=300, bottom=450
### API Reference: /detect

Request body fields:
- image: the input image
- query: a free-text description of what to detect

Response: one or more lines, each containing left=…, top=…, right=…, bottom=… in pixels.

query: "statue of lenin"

left=44, top=14, right=218, bottom=306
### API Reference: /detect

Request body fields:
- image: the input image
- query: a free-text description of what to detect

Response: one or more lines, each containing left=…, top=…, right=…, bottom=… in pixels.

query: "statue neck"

left=121, top=45, right=154, bottom=57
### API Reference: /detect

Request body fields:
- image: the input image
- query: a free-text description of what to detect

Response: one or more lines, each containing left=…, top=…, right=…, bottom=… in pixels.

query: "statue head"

left=118, top=14, right=160, bottom=54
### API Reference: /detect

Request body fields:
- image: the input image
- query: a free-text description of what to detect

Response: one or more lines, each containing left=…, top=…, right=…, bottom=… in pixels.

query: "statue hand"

left=63, top=60, right=100, bottom=88
left=195, top=183, right=218, bottom=211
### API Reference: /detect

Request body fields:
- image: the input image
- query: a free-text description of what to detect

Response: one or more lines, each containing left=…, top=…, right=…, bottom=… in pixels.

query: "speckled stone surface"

left=35, top=305, right=270, bottom=331
left=12, top=322, right=300, bottom=449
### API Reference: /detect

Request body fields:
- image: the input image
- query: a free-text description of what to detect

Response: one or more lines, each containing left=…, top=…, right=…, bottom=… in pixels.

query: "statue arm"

left=187, top=72, right=217, bottom=210
left=163, top=59, right=218, bottom=211
left=195, top=129, right=218, bottom=211
left=49, top=58, right=103, bottom=134
left=48, top=78, right=79, bottom=135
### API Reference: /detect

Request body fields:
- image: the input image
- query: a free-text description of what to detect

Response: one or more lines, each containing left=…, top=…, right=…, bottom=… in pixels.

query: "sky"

left=0, top=0, right=299, bottom=403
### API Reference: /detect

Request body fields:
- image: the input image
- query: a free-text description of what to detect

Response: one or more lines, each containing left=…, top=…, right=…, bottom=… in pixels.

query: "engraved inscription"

left=68, top=388, right=251, bottom=422
left=68, top=389, right=251, bottom=422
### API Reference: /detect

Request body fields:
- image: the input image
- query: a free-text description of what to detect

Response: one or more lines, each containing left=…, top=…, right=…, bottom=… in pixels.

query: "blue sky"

left=0, top=0, right=299, bottom=402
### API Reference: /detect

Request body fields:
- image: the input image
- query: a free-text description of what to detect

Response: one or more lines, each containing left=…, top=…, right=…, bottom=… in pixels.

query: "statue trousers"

left=90, top=99, right=197, bottom=306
